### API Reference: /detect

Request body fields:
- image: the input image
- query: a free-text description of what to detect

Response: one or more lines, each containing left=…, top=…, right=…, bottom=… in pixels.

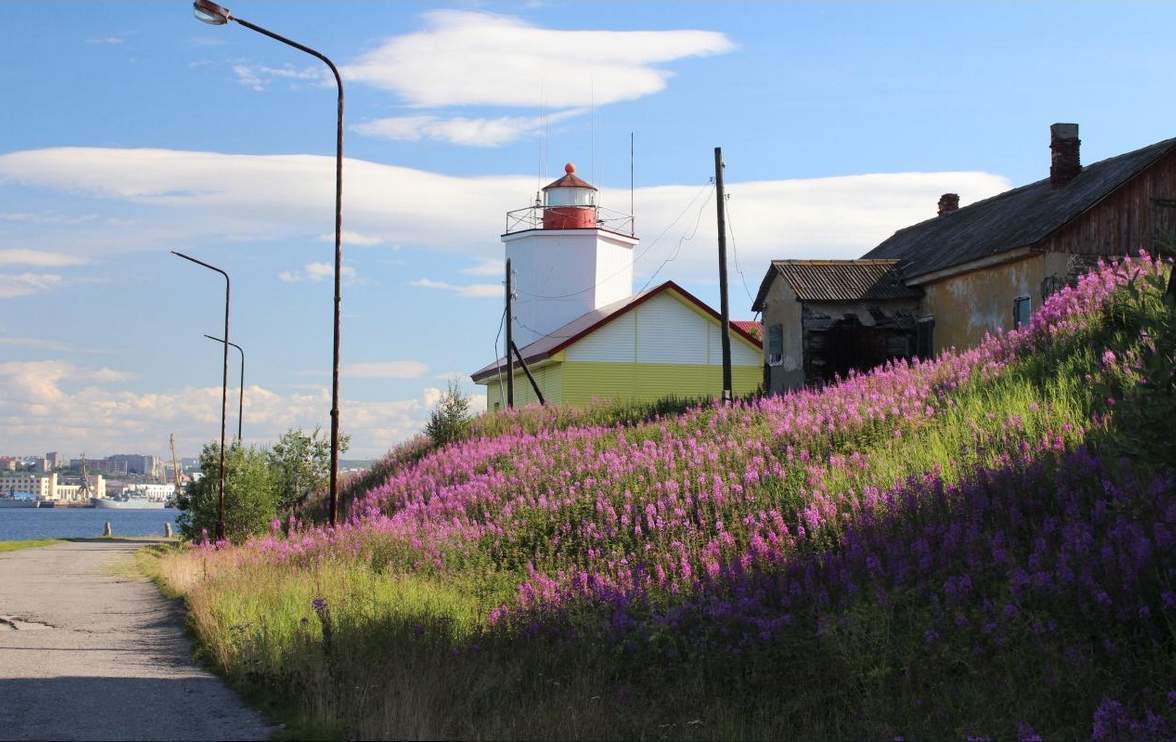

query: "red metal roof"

left=731, top=320, right=762, bottom=339
left=471, top=281, right=762, bottom=383
left=542, top=162, right=597, bottom=191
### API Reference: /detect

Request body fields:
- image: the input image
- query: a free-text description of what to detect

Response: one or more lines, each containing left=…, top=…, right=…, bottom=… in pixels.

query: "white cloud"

left=87, top=367, right=138, bottom=383
left=0, top=273, right=64, bottom=299
left=0, top=367, right=432, bottom=458
left=0, top=147, right=1013, bottom=279
left=342, top=11, right=735, bottom=108
left=233, top=63, right=326, bottom=92
left=87, top=36, right=124, bottom=45
left=354, top=108, right=584, bottom=147
left=461, top=258, right=505, bottom=276
left=0, top=249, right=87, bottom=267
left=411, top=277, right=501, bottom=299
left=319, top=230, right=385, bottom=246
left=279, top=262, right=357, bottom=283
left=423, top=386, right=442, bottom=408
left=0, top=361, right=133, bottom=404
left=344, top=361, right=429, bottom=379
left=423, top=385, right=483, bottom=412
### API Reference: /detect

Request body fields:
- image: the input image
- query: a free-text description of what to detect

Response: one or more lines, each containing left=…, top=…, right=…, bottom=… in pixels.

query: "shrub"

left=175, top=442, right=279, bottom=543
left=425, top=381, right=472, bottom=447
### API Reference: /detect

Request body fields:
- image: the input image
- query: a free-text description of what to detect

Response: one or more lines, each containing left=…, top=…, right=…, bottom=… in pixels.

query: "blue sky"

left=2, top=1, right=1174, bottom=459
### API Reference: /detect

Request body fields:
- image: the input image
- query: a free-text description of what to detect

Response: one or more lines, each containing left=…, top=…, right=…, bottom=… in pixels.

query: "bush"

left=268, top=427, right=349, bottom=514
left=425, top=381, right=472, bottom=447
left=176, top=442, right=279, bottom=543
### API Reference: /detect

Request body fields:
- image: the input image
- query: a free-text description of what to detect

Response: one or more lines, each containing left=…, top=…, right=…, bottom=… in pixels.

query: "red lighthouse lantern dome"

left=541, top=162, right=598, bottom=229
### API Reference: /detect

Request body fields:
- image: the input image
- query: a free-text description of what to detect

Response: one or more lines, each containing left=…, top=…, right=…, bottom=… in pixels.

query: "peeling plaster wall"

left=921, top=252, right=1099, bottom=353
left=760, top=277, right=805, bottom=393
left=922, top=254, right=1044, bottom=352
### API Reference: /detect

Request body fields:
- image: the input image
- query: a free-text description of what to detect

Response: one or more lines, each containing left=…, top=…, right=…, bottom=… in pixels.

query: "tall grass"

left=156, top=256, right=1176, bottom=739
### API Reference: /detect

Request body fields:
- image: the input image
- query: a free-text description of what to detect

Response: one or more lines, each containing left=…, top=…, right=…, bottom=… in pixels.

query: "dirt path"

left=0, top=541, right=273, bottom=741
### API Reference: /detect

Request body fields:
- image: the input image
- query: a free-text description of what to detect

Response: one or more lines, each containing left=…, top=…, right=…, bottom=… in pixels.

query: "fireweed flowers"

left=181, top=254, right=1173, bottom=736
left=251, top=255, right=1169, bottom=595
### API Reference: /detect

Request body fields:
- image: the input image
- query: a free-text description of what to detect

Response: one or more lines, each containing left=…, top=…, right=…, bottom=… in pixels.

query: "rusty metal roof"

left=863, top=136, right=1176, bottom=279
left=752, top=259, right=920, bottom=310
left=543, top=162, right=597, bottom=191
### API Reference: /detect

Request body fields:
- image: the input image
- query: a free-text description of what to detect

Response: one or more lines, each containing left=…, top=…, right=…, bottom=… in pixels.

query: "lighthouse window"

left=545, top=187, right=595, bottom=207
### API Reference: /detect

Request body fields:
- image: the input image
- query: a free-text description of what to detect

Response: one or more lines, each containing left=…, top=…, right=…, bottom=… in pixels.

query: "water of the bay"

left=0, top=508, right=178, bottom=540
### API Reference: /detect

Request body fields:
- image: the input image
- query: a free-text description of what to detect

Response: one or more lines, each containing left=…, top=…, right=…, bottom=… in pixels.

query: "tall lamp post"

left=172, top=250, right=229, bottom=542
left=204, top=335, right=244, bottom=443
left=192, top=0, right=345, bottom=527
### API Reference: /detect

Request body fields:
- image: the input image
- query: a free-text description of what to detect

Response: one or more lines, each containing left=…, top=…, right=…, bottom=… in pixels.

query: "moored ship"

left=0, top=495, right=40, bottom=508
left=93, top=493, right=167, bottom=510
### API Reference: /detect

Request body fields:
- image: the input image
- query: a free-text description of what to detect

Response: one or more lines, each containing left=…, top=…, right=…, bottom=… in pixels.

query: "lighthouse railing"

left=504, top=205, right=634, bottom=236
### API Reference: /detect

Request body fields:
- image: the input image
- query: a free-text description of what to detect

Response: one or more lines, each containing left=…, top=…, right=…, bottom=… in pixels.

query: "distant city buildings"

left=68, top=454, right=161, bottom=479
left=0, top=472, right=107, bottom=502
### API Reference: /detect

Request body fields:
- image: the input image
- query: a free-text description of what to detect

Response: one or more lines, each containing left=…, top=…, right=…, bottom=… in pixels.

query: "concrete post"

left=102, top=522, right=112, bottom=537
left=164, top=522, right=173, bottom=538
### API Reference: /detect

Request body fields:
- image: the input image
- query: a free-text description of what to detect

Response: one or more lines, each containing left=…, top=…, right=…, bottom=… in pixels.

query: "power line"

left=725, top=193, right=755, bottom=304
left=637, top=183, right=715, bottom=294
left=492, top=304, right=506, bottom=409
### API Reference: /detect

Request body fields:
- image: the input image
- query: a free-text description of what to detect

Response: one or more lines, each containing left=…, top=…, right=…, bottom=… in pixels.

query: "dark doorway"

left=806, top=315, right=914, bottom=384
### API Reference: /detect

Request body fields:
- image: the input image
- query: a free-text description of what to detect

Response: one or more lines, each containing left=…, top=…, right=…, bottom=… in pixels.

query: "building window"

left=767, top=324, right=784, bottom=365
left=1013, top=296, right=1031, bottom=329
left=916, top=317, right=935, bottom=359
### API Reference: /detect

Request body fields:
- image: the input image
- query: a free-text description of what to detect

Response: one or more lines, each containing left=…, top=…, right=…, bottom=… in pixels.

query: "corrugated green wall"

left=483, top=363, right=563, bottom=410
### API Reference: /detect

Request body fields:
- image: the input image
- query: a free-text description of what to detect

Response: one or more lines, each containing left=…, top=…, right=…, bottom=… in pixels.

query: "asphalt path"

left=0, top=541, right=273, bottom=741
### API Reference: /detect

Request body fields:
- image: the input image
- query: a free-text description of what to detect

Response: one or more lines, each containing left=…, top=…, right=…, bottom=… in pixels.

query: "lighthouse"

left=473, top=160, right=764, bottom=411
left=503, top=163, right=639, bottom=346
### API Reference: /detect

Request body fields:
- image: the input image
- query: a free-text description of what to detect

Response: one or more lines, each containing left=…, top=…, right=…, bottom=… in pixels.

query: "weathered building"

left=753, top=260, right=922, bottom=391
left=864, top=123, right=1176, bottom=352
left=756, top=123, right=1176, bottom=393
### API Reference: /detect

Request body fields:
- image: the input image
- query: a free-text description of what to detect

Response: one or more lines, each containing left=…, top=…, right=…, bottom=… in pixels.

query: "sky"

left=2, top=1, right=1174, bottom=460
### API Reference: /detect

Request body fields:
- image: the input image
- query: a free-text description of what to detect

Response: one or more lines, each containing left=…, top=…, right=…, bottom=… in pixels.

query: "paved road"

left=0, top=541, right=273, bottom=741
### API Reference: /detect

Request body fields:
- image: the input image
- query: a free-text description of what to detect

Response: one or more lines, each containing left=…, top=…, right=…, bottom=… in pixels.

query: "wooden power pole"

left=505, top=257, right=514, bottom=408
left=714, top=147, right=733, bottom=403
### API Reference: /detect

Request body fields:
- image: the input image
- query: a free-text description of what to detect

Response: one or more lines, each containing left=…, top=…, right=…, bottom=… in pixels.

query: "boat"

left=93, top=493, right=167, bottom=510
left=0, top=495, right=40, bottom=508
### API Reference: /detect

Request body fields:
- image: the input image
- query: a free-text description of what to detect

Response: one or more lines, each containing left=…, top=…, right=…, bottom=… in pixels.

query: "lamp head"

left=193, top=0, right=231, bottom=25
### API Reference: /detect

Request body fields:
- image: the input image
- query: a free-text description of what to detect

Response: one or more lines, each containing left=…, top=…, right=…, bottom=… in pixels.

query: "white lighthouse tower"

left=503, top=163, right=638, bottom=346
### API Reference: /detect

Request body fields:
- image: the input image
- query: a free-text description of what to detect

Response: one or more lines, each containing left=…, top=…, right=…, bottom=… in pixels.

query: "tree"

left=176, top=442, right=279, bottom=544
left=268, top=427, right=349, bottom=514
left=425, top=381, right=473, bottom=446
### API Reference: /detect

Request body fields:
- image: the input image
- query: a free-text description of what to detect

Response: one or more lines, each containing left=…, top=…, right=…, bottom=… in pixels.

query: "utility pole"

left=505, top=258, right=515, bottom=408
left=714, top=147, right=733, bottom=403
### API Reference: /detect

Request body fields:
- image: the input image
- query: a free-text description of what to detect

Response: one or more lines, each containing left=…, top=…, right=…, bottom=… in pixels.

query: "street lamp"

left=204, top=335, right=244, bottom=443
left=172, top=250, right=229, bottom=542
left=192, top=0, right=346, bottom=527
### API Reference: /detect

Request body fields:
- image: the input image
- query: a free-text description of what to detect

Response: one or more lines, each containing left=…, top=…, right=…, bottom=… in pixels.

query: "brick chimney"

left=937, top=193, right=960, bottom=216
left=1050, top=123, right=1081, bottom=187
